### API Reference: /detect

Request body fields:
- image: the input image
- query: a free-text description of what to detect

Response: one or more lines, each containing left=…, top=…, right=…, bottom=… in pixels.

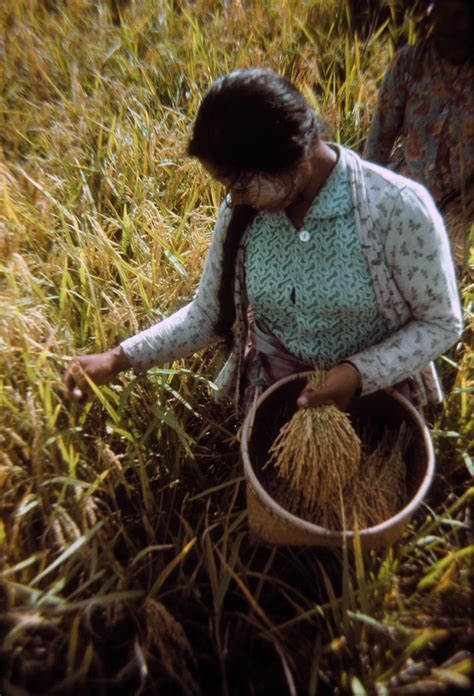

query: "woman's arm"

left=63, top=202, right=232, bottom=400
left=120, top=201, right=233, bottom=370
left=347, top=184, right=462, bottom=395
left=364, top=48, right=409, bottom=166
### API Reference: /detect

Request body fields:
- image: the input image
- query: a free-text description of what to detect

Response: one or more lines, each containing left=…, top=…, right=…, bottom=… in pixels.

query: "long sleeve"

left=348, top=184, right=462, bottom=395
left=120, top=202, right=232, bottom=372
left=364, top=48, right=409, bottom=165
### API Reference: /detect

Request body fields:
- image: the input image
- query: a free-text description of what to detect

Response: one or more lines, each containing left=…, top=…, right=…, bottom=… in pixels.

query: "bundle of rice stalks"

left=264, top=392, right=411, bottom=531
left=264, top=372, right=362, bottom=520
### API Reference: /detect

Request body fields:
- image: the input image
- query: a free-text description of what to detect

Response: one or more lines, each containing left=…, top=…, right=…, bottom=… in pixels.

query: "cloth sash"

left=241, top=311, right=314, bottom=413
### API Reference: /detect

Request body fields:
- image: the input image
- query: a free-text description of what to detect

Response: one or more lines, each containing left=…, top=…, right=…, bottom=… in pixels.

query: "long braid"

left=215, top=204, right=256, bottom=345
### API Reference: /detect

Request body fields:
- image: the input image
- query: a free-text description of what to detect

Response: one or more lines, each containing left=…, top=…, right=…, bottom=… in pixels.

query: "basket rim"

left=240, top=372, right=435, bottom=541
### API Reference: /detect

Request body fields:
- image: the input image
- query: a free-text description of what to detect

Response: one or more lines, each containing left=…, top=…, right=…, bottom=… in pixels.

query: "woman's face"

left=201, top=158, right=312, bottom=212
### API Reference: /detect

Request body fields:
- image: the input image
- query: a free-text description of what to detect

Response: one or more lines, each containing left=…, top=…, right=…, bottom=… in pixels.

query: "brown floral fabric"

left=364, top=41, right=474, bottom=209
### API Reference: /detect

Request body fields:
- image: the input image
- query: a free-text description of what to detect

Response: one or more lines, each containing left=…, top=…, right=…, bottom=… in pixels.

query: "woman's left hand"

left=297, top=363, right=362, bottom=412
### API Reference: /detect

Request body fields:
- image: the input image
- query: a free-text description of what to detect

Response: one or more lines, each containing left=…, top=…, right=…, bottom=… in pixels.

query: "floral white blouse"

left=120, top=145, right=462, bottom=406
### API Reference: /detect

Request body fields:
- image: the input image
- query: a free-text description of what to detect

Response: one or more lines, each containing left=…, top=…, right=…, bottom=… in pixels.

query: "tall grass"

left=0, top=1, right=472, bottom=694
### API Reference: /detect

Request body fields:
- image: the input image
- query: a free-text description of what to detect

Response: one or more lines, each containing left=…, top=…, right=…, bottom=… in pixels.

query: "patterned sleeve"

left=349, top=184, right=463, bottom=394
left=364, top=48, right=409, bottom=165
left=120, top=202, right=232, bottom=372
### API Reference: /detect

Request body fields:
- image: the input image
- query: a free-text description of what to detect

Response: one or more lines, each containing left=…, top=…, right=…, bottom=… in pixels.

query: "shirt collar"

left=307, top=144, right=353, bottom=220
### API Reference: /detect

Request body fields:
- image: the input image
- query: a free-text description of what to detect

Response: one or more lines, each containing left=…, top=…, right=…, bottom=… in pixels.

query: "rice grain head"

left=318, top=422, right=410, bottom=530
left=263, top=372, right=410, bottom=529
left=265, top=377, right=362, bottom=519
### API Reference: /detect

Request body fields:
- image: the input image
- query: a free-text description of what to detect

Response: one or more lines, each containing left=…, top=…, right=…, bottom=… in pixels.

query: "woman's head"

left=427, top=0, right=473, bottom=61
left=188, top=69, right=320, bottom=340
left=188, top=68, right=319, bottom=209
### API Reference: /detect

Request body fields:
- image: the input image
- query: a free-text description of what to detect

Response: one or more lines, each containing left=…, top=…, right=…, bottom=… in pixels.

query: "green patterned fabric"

left=244, top=150, right=387, bottom=366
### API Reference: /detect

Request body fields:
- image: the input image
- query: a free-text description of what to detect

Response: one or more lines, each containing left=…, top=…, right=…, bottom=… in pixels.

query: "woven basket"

left=240, top=372, right=435, bottom=551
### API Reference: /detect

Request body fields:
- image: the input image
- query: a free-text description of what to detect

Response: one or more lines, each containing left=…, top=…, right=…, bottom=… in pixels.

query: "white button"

left=299, top=229, right=311, bottom=242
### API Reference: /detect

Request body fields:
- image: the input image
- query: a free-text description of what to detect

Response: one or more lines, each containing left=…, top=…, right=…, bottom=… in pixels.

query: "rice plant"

left=1, top=1, right=472, bottom=694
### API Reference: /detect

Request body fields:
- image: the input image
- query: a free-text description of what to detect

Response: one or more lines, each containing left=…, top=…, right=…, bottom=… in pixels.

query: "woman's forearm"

left=348, top=316, right=461, bottom=395
left=120, top=300, right=218, bottom=373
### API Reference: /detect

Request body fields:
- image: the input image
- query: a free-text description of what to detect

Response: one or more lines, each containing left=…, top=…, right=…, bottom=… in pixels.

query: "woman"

left=364, top=0, right=474, bottom=267
left=63, top=68, right=462, bottom=415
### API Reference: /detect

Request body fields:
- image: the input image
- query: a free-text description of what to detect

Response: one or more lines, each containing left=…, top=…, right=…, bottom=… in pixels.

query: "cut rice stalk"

left=264, top=374, right=362, bottom=518
left=263, top=371, right=410, bottom=530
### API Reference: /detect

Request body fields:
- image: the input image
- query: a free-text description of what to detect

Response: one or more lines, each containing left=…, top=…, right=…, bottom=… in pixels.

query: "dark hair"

left=428, top=0, right=474, bottom=49
left=188, top=68, right=319, bottom=342
left=188, top=68, right=318, bottom=176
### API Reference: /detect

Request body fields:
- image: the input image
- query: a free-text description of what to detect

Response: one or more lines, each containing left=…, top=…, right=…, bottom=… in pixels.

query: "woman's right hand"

left=296, top=363, right=362, bottom=412
left=63, top=346, right=132, bottom=402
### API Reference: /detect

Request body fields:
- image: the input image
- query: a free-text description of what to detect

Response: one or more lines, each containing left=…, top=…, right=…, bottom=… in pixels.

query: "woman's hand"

left=63, top=346, right=132, bottom=402
left=297, top=363, right=362, bottom=412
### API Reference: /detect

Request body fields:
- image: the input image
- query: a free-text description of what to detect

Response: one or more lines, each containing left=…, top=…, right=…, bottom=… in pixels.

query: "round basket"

left=240, top=372, right=435, bottom=551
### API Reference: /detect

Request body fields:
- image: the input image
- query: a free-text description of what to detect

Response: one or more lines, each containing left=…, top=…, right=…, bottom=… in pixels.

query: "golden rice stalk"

left=144, top=599, right=199, bottom=696
left=263, top=366, right=410, bottom=529
left=443, top=203, right=471, bottom=267
left=81, top=494, right=99, bottom=529
left=50, top=505, right=82, bottom=553
left=0, top=452, right=23, bottom=487
left=361, top=422, right=409, bottom=523
left=101, top=441, right=124, bottom=472
left=265, top=374, right=361, bottom=519
left=313, top=423, right=410, bottom=530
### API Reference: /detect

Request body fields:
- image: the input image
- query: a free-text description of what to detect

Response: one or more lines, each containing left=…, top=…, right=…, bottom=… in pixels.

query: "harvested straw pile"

left=263, top=373, right=410, bottom=530
left=310, top=423, right=410, bottom=530
left=351, top=424, right=409, bottom=528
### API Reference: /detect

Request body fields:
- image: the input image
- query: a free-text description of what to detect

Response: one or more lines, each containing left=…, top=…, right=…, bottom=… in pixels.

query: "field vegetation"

left=0, top=1, right=472, bottom=694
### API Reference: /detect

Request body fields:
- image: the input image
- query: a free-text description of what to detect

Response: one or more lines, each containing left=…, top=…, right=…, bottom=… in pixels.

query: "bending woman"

left=63, top=68, right=462, bottom=415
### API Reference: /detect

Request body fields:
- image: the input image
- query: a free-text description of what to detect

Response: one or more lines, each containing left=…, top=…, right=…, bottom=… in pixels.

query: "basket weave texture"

left=241, top=374, right=435, bottom=550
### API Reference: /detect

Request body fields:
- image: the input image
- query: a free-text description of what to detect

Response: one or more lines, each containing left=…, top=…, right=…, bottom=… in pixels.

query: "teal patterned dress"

left=244, top=150, right=388, bottom=368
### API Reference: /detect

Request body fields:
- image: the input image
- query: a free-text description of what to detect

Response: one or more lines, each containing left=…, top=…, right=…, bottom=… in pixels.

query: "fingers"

left=297, top=383, right=334, bottom=410
left=63, top=359, right=89, bottom=403
left=70, top=385, right=86, bottom=402
left=296, top=364, right=362, bottom=411
left=62, top=349, right=129, bottom=404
